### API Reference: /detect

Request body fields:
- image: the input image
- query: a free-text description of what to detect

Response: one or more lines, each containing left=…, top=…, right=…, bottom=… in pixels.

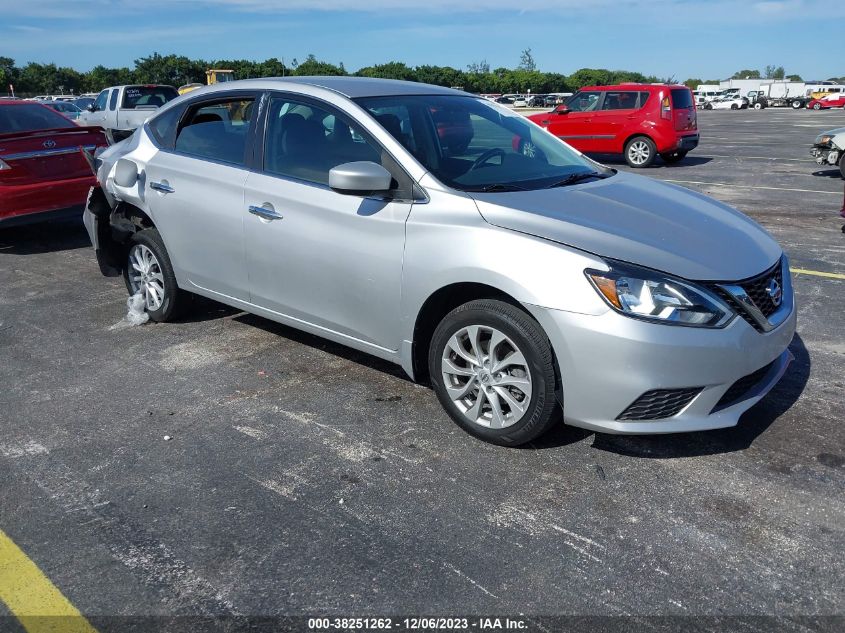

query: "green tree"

left=731, top=69, right=761, bottom=79
left=356, top=61, right=416, bottom=81
left=785, top=74, right=803, bottom=82
left=0, top=57, right=18, bottom=94
left=294, top=54, right=345, bottom=76
left=133, top=53, right=206, bottom=86
left=518, top=48, right=536, bottom=72
left=684, top=78, right=703, bottom=89
left=568, top=68, right=613, bottom=89
left=764, top=65, right=785, bottom=79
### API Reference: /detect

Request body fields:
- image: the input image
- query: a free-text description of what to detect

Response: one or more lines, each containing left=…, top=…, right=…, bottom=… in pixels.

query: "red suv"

left=523, top=84, right=699, bottom=167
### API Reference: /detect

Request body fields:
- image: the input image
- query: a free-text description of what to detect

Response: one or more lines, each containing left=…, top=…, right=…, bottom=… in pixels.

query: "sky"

left=1, top=0, right=844, bottom=81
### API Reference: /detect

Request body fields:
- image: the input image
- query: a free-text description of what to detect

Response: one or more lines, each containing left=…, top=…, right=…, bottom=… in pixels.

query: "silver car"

left=84, top=77, right=796, bottom=446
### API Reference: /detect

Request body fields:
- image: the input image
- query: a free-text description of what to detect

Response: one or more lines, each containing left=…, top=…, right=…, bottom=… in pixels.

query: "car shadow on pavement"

left=231, top=311, right=412, bottom=381
left=589, top=333, right=811, bottom=459
left=0, top=217, right=90, bottom=254
left=591, top=155, right=714, bottom=169
left=810, top=168, right=844, bottom=179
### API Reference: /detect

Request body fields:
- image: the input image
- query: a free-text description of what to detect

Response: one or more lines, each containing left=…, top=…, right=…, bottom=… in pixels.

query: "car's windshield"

left=355, top=94, right=604, bottom=192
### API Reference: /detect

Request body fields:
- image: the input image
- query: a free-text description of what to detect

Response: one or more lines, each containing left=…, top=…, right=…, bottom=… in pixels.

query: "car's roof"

left=581, top=84, right=690, bottom=92
left=199, top=76, right=469, bottom=99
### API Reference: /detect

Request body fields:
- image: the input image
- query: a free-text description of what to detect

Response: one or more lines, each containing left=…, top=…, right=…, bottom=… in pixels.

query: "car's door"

left=83, top=89, right=109, bottom=128
left=142, top=92, right=259, bottom=300
left=590, top=90, right=641, bottom=152
left=242, top=93, right=415, bottom=351
left=542, top=90, right=603, bottom=152
left=106, top=87, right=120, bottom=129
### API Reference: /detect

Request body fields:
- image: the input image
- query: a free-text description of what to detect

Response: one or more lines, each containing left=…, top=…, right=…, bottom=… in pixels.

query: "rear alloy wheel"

left=123, top=228, right=190, bottom=322
left=429, top=299, right=560, bottom=446
left=624, top=136, right=657, bottom=168
left=661, top=151, right=688, bottom=164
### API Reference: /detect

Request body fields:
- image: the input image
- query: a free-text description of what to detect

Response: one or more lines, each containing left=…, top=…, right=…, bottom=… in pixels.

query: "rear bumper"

left=0, top=174, right=95, bottom=222
left=674, top=134, right=699, bottom=152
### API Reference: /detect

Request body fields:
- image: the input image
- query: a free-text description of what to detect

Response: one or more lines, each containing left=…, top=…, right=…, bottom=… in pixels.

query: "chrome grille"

left=706, top=258, right=785, bottom=333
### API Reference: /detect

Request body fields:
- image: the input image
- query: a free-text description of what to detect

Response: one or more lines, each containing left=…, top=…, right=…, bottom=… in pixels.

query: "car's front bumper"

left=525, top=290, right=796, bottom=435
left=810, top=144, right=840, bottom=166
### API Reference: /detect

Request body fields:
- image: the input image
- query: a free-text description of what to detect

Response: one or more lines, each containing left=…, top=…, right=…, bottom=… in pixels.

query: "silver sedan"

left=84, top=77, right=795, bottom=446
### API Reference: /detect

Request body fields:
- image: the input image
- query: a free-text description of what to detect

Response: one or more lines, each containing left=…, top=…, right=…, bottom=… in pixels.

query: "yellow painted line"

left=0, top=529, right=98, bottom=633
left=792, top=268, right=845, bottom=280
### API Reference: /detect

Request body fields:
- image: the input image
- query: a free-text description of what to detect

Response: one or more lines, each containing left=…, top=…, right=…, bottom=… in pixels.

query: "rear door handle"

left=149, top=181, right=175, bottom=194
left=248, top=204, right=284, bottom=221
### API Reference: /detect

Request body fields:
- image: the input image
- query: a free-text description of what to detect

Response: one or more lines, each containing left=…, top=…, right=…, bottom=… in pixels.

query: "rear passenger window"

left=108, top=89, right=119, bottom=111
left=174, top=98, right=255, bottom=166
left=601, top=91, right=639, bottom=110
left=263, top=96, right=381, bottom=186
left=639, top=91, right=651, bottom=107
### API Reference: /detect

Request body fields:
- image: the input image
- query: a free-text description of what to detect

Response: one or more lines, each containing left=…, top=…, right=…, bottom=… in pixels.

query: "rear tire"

left=123, top=228, right=190, bottom=322
left=661, top=151, right=688, bottom=164
left=624, top=136, right=657, bottom=168
left=730, top=104, right=738, bottom=110
left=429, top=299, right=560, bottom=447
left=792, top=100, right=802, bottom=109
left=840, top=158, right=845, bottom=180
left=753, top=102, right=763, bottom=109
left=704, top=102, right=713, bottom=110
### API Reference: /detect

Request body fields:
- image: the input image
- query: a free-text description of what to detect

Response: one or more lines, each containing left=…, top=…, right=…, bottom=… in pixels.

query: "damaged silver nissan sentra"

left=84, top=77, right=796, bottom=446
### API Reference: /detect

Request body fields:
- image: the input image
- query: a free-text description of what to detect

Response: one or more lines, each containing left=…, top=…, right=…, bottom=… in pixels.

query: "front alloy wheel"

left=429, top=299, right=560, bottom=446
left=441, top=325, right=532, bottom=429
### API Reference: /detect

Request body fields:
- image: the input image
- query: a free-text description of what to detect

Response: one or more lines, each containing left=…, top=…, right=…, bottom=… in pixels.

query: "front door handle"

left=149, top=181, right=175, bottom=194
left=248, top=204, right=283, bottom=221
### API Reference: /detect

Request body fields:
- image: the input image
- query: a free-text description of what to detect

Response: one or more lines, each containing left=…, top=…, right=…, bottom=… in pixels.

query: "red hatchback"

left=524, top=84, right=699, bottom=167
left=0, top=100, right=108, bottom=227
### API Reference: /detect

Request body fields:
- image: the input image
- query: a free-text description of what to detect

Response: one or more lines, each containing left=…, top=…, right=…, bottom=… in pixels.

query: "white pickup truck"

left=78, top=84, right=178, bottom=143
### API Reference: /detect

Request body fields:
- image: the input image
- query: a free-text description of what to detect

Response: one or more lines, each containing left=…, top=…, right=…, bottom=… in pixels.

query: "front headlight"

left=586, top=261, right=734, bottom=328
left=816, top=134, right=833, bottom=145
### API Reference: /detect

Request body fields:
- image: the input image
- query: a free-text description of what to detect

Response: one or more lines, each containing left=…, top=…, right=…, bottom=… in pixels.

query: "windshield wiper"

left=545, top=171, right=612, bottom=189
left=475, top=183, right=528, bottom=193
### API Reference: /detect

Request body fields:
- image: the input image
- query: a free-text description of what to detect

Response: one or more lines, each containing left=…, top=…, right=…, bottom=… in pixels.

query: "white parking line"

left=662, top=179, right=841, bottom=195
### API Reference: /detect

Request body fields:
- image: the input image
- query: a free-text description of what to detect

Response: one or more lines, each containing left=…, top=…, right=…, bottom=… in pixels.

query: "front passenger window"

left=174, top=98, right=255, bottom=166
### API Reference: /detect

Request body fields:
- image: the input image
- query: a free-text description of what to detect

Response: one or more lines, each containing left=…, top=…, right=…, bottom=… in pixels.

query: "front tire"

left=624, top=136, right=657, bottom=168
left=123, top=228, right=190, bottom=322
left=753, top=102, right=763, bottom=109
left=792, top=100, right=802, bottom=109
left=429, top=299, right=560, bottom=446
left=813, top=103, right=822, bottom=110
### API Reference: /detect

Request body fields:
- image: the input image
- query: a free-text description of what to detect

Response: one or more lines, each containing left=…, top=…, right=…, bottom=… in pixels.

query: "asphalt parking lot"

left=1, top=107, right=844, bottom=632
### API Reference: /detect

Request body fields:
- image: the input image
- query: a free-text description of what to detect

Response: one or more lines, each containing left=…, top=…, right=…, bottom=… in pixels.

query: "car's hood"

left=821, top=126, right=845, bottom=136
left=469, top=172, right=782, bottom=281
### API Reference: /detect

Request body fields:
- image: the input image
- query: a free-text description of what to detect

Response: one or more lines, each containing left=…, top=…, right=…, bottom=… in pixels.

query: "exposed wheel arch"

left=410, top=283, right=562, bottom=409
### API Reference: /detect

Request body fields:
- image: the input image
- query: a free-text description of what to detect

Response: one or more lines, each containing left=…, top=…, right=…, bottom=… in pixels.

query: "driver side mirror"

left=86, top=104, right=96, bottom=112
left=554, top=105, right=570, bottom=115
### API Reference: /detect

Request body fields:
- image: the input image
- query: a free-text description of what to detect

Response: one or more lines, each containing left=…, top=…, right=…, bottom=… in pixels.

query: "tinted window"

left=122, top=86, right=178, bottom=109
left=94, top=90, right=108, bottom=111
left=174, top=98, right=255, bottom=165
left=670, top=89, right=694, bottom=109
left=149, top=105, right=184, bottom=148
left=263, top=96, right=381, bottom=186
left=356, top=95, right=602, bottom=193
left=108, top=89, right=119, bottom=111
left=0, top=103, right=76, bottom=133
left=601, top=91, right=640, bottom=110
left=566, top=91, right=602, bottom=112
left=639, top=91, right=651, bottom=107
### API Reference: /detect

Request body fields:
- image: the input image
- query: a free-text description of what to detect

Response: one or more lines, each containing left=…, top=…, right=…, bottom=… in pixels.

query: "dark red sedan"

left=0, top=99, right=108, bottom=227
